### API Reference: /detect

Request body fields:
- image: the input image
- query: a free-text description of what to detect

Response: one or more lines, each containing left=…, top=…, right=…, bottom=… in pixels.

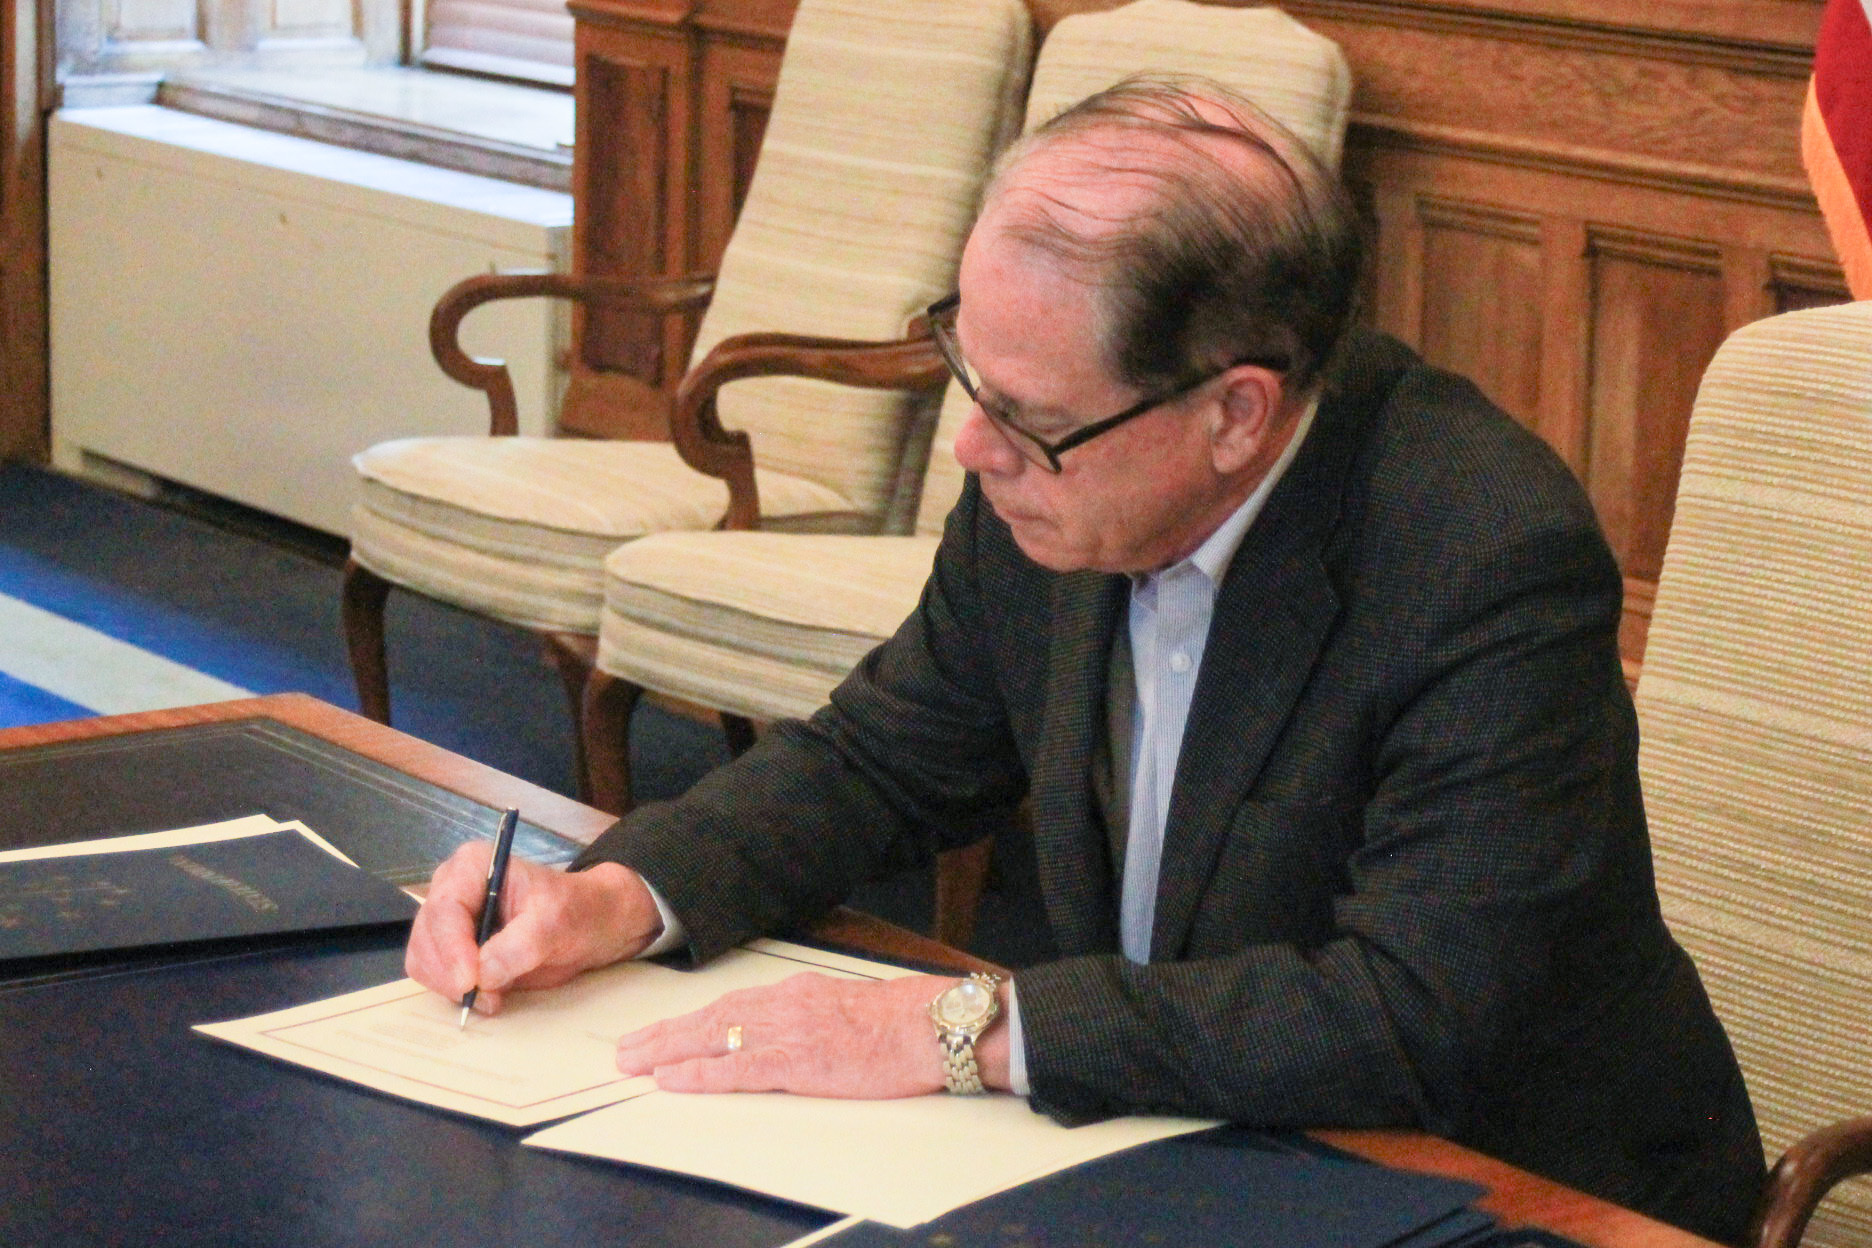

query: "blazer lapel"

left=1148, top=400, right=1354, bottom=961
left=1027, top=568, right=1128, bottom=956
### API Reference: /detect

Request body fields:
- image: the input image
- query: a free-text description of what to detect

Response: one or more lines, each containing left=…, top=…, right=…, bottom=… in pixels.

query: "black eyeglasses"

left=926, top=293, right=1286, bottom=473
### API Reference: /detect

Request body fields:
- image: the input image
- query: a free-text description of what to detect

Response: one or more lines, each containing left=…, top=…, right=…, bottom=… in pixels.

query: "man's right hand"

left=404, top=844, right=663, bottom=1016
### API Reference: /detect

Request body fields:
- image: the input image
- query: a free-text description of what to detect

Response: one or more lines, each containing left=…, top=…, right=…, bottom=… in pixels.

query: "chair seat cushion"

left=350, top=437, right=861, bottom=633
left=598, top=531, right=941, bottom=721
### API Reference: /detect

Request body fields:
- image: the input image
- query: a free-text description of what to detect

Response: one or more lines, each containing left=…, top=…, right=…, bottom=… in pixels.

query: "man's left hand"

left=615, top=972, right=998, bottom=1099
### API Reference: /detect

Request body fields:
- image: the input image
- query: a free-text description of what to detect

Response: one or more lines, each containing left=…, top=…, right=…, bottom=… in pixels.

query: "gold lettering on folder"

left=166, top=853, right=280, bottom=913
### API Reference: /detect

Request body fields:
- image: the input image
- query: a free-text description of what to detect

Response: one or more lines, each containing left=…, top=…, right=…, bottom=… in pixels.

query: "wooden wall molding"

left=1353, top=119, right=1815, bottom=211
left=1293, top=11, right=1812, bottom=195
left=1415, top=194, right=1543, bottom=243
left=1395, top=0, right=1820, bottom=50
left=1769, top=251, right=1851, bottom=309
left=1586, top=224, right=1724, bottom=273
left=566, top=0, right=796, bottom=41
left=689, top=0, right=797, bottom=42
left=1771, top=252, right=1842, bottom=289
left=1028, top=0, right=1822, bottom=48
left=562, top=0, right=788, bottom=440
left=566, top=49, right=680, bottom=436
left=695, top=42, right=775, bottom=266
left=566, top=1, right=700, bottom=31
left=1284, top=0, right=1817, bottom=70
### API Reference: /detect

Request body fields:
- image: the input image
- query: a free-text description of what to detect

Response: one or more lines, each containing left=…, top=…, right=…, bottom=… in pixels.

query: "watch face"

left=935, top=977, right=994, bottom=1027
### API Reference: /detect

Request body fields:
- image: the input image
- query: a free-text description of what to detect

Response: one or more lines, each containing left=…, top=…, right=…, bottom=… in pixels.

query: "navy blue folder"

left=0, top=717, right=578, bottom=884
left=0, top=829, right=418, bottom=964
left=812, top=1126, right=1496, bottom=1248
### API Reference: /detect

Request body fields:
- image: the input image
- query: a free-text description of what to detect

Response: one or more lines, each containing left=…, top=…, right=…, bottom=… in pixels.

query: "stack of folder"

left=0, top=814, right=417, bottom=968
left=792, top=1128, right=1577, bottom=1248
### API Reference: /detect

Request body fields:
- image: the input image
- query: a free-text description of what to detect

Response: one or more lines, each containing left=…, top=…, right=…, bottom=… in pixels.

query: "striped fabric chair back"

left=691, top=0, right=1032, bottom=528
left=1635, top=300, right=1872, bottom=1248
left=1026, top=0, right=1350, bottom=167
left=913, top=0, right=1355, bottom=537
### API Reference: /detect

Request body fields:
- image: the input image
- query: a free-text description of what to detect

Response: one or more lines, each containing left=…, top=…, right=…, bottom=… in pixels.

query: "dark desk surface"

left=0, top=696, right=1718, bottom=1248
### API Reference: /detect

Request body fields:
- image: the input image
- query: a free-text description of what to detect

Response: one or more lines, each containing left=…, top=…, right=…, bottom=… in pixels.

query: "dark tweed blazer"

left=576, top=328, right=1764, bottom=1243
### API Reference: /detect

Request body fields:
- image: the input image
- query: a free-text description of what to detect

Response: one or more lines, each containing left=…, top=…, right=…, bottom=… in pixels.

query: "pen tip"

left=457, top=1005, right=471, bottom=1030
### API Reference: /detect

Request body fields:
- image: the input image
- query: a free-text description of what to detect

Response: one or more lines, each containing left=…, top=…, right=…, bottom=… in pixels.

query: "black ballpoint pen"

left=458, top=807, right=519, bottom=1030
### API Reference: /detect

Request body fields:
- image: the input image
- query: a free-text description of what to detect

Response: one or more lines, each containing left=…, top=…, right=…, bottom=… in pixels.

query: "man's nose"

left=952, top=404, right=1022, bottom=476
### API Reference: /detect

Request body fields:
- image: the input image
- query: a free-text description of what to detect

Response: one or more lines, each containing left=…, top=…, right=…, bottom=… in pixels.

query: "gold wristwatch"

left=929, top=972, right=1003, bottom=1095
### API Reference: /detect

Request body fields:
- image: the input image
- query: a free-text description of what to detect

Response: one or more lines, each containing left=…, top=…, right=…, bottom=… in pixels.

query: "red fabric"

left=1806, top=0, right=1872, bottom=297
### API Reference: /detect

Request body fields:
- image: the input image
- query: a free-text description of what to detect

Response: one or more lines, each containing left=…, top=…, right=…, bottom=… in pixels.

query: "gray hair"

left=982, top=73, right=1362, bottom=396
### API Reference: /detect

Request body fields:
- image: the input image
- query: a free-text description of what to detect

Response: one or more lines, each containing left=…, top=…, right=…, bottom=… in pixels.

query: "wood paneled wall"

left=0, top=0, right=50, bottom=462
left=1286, top=0, right=1845, bottom=675
left=560, top=0, right=1847, bottom=675
left=560, top=0, right=792, bottom=441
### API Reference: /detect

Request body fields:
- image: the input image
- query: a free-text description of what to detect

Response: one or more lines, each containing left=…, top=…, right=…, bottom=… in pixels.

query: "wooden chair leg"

left=721, top=713, right=757, bottom=757
left=340, top=558, right=393, bottom=724
left=542, top=632, right=598, bottom=803
left=933, top=838, right=994, bottom=951
left=581, top=667, right=645, bottom=816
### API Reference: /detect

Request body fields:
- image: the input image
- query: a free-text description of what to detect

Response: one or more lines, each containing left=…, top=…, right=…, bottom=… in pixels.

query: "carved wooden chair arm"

left=428, top=270, right=717, bottom=436
left=670, top=328, right=950, bottom=531
left=1751, top=1115, right=1872, bottom=1248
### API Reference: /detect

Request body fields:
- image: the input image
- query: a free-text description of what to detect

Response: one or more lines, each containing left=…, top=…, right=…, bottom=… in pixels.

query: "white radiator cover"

left=49, top=107, right=572, bottom=536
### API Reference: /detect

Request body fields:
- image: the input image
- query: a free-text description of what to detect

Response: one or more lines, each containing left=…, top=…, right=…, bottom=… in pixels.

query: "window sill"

left=152, top=66, right=574, bottom=191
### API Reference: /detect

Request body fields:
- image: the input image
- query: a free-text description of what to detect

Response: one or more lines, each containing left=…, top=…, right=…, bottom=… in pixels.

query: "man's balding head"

left=979, top=75, right=1360, bottom=399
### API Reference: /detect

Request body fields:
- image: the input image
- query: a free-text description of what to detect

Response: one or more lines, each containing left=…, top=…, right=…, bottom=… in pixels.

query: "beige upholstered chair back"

left=1635, top=300, right=1872, bottom=1248
left=913, top=0, right=1354, bottom=536
left=691, top=0, right=1032, bottom=526
left=1027, top=0, right=1351, bottom=166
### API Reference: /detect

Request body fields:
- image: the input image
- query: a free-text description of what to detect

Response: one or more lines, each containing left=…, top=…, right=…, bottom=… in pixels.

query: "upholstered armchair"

left=1634, top=300, right=1872, bottom=1248
left=581, top=0, right=1355, bottom=945
left=340, top=0, right=1035, bottom=784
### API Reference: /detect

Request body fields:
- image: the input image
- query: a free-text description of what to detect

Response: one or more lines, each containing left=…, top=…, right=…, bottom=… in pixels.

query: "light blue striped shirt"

left=1008, top=398, right=1316, bottom=1092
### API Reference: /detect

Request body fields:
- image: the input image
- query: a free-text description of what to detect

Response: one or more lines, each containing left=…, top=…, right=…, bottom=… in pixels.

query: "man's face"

left=949, top=211, right=1236, bottom=576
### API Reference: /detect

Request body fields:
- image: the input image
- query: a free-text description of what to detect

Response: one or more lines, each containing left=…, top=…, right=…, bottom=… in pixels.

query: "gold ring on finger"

left=725, top=1024, right=744, bottom=1054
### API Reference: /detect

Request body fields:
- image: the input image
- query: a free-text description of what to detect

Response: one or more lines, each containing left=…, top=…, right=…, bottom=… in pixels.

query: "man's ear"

left=1207, top=366, right=1285, bottom=474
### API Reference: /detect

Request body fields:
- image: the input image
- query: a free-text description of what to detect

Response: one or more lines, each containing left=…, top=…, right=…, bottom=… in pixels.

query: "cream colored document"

left=194, top=939, right=915, bottom=1127
left=0, top=813, right=355, bottom=865
left=523, top=1089, right=1215, bottom=1228
left=199, top=933, right=1215, bottom=1225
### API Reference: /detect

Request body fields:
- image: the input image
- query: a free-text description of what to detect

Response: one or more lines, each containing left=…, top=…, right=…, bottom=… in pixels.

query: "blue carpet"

left=0, top=668, right=91, bottom=726
left=0, top=461, right=727, bottom=800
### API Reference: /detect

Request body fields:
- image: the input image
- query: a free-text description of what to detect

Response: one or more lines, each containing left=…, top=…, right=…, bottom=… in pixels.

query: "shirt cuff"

left=1005, top=978, right=1030, bottom=1096
left=634, top=876, right=688, bottom=958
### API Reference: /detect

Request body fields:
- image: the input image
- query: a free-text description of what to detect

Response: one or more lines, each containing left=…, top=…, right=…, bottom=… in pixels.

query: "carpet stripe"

left=0, top=668, right=94, bottom=728
left=0, top=590, right=253, bottom=715
left=0, top=543, right=344, bottom=703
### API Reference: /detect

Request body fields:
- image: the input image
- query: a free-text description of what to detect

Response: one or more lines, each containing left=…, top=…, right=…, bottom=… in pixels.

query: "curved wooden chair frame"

left=1750, top=1116, right=1872, bottom=1248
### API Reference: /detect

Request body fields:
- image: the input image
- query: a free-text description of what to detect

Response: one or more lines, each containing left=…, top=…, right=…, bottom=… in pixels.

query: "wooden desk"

left=0, top=695, right=1718, bottom=1248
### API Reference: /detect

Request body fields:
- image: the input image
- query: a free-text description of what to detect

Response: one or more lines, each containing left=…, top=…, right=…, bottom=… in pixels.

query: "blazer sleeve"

left=1011, top=496, right=1651, bottom=1135
left=571, top=482, right=1028, bottom=966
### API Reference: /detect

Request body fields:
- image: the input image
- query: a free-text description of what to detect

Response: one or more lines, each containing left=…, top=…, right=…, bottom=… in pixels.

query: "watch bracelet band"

left=934, top=971, right=1002, bottom=1095
left=941, top=1033, right=986, bottom=1095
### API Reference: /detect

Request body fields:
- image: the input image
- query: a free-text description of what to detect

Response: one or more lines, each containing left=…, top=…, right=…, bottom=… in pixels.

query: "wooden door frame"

left=1, top=0, right=51, bottom=461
